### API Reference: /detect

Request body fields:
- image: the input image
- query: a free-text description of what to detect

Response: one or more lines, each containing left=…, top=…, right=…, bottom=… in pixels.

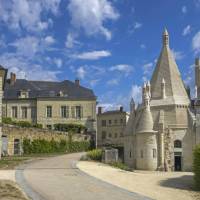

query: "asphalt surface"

left=16, top=153, right=152, bottom=200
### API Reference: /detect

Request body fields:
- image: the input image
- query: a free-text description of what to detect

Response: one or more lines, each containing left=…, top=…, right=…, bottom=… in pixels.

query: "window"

left=2, top=106, right=6, bottom=117
left=71, top=106, right=75, bottom=118
left=47, top=125, right=52, bottom=130
left=153, top=149, right=157, bottom=158
left=108, top=120, right=112, bottom=125
left=140, top=150, right=143, bottom=158
left=46, top=106, right=52, bottom=118
left=76, top=106, right=82, bottom=119
left=120, top=132, right=123, bottom=137
left=61, top=106, right=67, bottom=118
left=21, top=107, right=27, bottom=119
left=114, top=119, right=117, bottom=124
left=12, top=106, right=17, bottom=118
left=102, top=120, right=106, bottom=127
left=174, top=140, right=182, bottom=148
left=130, top=150, right=132, bottom=158
left=31, top=107, right=36, bottom=119
left=120, top=119, right=123, bottom=124
left=102, top=131, right=106, bottom=139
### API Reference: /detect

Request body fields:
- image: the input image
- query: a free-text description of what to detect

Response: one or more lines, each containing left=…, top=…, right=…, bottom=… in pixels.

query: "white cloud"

left=76, top=66, right=86, bottom=79
left=130, top=84, right=142, bottom=104
left=134, top=22, right=142, bottom=29
left=44, top=36, right=55, bottom=45
left=54, top=58, right=62, bottom=68
left=0, top=53, right=60, bottom=81
left=128, top=22, right=143, bottom=34
left=107, top=78, right=119, bottom=86
left=65, top=32, right=80, bottom=48
left=182, top=25, right=191, bottom=36
left=72, top=50, right=111, bottom=60
left=143, top=62, right=154, bottom=75
left=0, top=0, right=61, bottom=32
left=140, top=44, right=146, bottom=49
left=68, top=0, right=119, bottom=40
left=182, top=6, right=187, bottom=14
left=192, top=31, right=200, bottom=54
left=110, top=64, right=133, bottom=76
left=11, top=36, right=40, bottom=58
left=171, top=49, right=184, bottom=60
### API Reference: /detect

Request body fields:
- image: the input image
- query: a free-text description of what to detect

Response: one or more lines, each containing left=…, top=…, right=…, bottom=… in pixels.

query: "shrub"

left=22, top=138, right=90, bottom=154
left=109, top=162, right=132, bottom=171
left=17, top=121, right=32, bottom=128
left=86, top=149, right=102, bottom=161
left=2, top=117, right=43, bottom=129
left=54, top=123, right=86, bottom=133
left=2, top=117, right=13, bottom=124
left=193, top=145, right=200, bottom=190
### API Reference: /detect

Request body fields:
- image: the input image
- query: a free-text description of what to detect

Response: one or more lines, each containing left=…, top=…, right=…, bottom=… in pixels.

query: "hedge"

left=86, top=149, right=103, bottom=161
left=22, top=138, right=90, bottom=154
left=54, top=123, right=86, bottom=133
left=193, top=145, right=200, bottom=190
left=2, top=117, right=42, bottom=129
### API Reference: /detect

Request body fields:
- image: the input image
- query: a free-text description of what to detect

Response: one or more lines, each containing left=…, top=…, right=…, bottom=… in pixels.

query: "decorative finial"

left=163, top=28, right=169, bottom=47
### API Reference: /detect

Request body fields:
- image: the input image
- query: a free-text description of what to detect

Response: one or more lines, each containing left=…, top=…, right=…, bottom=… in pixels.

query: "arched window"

left=174, top=140, right=182, bottom=148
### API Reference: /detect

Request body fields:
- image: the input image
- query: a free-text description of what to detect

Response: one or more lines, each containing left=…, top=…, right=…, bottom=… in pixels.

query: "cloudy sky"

left=0, top=0, right=200, bottom=110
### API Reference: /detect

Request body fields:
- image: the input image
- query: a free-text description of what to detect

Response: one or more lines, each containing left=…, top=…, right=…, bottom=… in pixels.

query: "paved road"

left=16, top=153, right=151, bottom=200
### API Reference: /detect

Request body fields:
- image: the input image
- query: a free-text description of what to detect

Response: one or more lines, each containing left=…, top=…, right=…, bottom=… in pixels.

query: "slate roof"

left=4, top=79, right=96, bottom=100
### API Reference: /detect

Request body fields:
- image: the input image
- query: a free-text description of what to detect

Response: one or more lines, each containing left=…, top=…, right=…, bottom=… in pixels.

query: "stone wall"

left=1, top=124, right=90, bottom=156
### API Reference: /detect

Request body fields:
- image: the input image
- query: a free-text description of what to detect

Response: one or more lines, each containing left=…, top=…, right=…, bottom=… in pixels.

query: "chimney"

left=75, top=79, right=80, bottom=86
left=98, top=107, right=102, bottom=114
left=10, top=72, right=16, bottom=85
left=119, top=106, right=123, bottom=112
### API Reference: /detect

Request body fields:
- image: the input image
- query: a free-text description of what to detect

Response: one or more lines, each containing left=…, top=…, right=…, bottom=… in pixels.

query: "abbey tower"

left=124, top=29, right=199, bottom=171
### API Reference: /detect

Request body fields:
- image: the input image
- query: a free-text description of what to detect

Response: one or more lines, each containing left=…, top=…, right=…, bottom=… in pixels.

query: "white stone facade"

left=124, top=29, right=200, bottom=171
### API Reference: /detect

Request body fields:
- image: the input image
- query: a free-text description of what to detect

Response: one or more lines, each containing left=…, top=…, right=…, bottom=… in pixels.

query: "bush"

left=22, top=138, right=90, bottom=154
left=193, top=145, right=200, bottom=190
left=54, top=123, right=86, bottom=133
left=86, top=149, right=102, bottom=161
left=2, top=117, right=43, bottom=129
left=2, top=117, right=13, bottom=124
left=109, top=162, right=132, bottom=171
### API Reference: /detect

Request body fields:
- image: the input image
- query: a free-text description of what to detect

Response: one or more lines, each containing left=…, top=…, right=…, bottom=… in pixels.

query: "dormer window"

left=58, top=91, right=64, bottom=97
left=18, top=90, right=29, bottom=98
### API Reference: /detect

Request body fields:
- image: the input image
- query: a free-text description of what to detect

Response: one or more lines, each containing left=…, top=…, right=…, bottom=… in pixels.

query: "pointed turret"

left=130, top=98, right=135, bottom=113
left=195, top=57, right=200, bottom=98
left=150, top=29, right=189, bottom=105
left=163, top=28, right=169, bottom=47
left=137, top=91, right=155, bottom=133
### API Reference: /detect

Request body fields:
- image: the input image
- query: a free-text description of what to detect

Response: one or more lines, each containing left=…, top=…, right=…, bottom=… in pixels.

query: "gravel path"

left=77, top=161, right=200, bottom=200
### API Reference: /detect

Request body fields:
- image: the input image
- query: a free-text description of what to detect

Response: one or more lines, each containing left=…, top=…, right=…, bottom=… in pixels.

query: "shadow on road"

left=159, top=175, right=195, bottom=191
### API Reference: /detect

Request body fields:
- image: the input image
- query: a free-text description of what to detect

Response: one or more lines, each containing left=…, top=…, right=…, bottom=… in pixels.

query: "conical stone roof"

left=137, top=94, right=156, bottom=133
left=150, top=29, right=190, bottom=105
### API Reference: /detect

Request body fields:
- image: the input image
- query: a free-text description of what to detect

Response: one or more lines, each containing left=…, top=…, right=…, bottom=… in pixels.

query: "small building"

left=97, top=106, right=129, bottom=161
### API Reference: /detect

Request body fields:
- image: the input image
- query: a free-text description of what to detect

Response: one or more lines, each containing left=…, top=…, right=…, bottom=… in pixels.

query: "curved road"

left=16, top=153, right=151, bottom=200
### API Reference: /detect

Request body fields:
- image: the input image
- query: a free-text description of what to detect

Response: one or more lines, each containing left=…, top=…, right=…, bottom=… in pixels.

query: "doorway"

left=174, top=156, right=182, bottom=171
left=14, top=139, right=20, bottom=155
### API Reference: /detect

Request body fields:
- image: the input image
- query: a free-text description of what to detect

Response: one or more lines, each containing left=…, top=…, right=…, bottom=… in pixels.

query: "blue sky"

left=0, top=0, right=200, bottom=111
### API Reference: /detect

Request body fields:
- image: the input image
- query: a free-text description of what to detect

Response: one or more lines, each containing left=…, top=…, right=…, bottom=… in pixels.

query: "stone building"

left=124, top=29, right=200, bottom=171
left=2, top=74, right=97, bottom=133
left=97, top=106, right=129, bottom=160
left=0, top=66, right=8, bottom=159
